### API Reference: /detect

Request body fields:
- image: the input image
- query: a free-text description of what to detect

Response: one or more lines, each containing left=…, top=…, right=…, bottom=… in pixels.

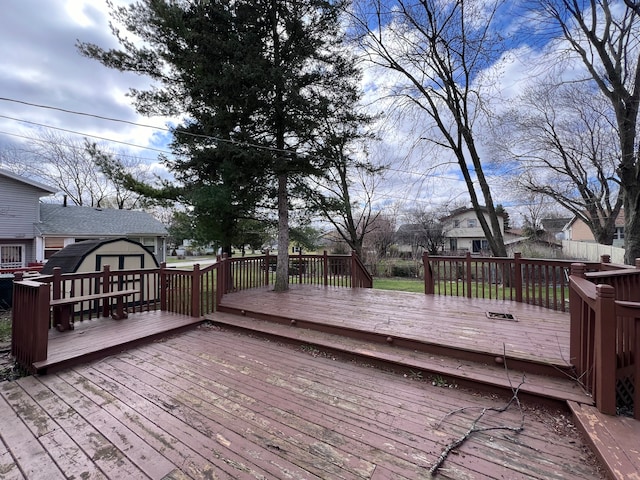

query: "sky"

left=0, top=0, right=574, bottom=227
left=0, top=0, right=172, bottom=166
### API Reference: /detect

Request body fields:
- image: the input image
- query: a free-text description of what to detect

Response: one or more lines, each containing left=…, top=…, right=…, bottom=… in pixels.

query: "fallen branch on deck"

left=428, top=346, right=526, bottom=477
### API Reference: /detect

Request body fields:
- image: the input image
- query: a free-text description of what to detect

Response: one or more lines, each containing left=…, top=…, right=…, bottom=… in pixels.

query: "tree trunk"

left=274, top=173, right=289, bottom=291
left=624, top=185, right=640, bottom=264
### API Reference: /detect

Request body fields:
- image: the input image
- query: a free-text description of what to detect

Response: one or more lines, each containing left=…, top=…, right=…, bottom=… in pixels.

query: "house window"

left=467, top=219, right=477, bottom=228
left=44, top=237, right=65, bottom=259
left=0, top=245, right=24, bottom=268
left=449, top=238, right=457, bottom=252
left=453, top=219, right=460, bottom=228
left=472, top=239, right=489, bottom=253
left=614, top=227, right=624, bottom=240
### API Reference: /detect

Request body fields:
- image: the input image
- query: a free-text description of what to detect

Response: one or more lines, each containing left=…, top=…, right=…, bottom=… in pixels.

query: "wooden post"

left=191, top=264, right=201, bottom=317
left=159, top=262, right=167, bottom=311
left=514, top=252, right=523, bottom=303
left=299, top=249, right=304, bottom=285
left=635, top=317, right=640, bottom=420
left=465, top=252, right=472, bottom=298
left=32, top=282, right=51, bottom=364
left=52, top=267, right=62, bottom=328
left=569, top=263, right=586, bottom=372
left=594, top=283, right=617, bottom=415
left=323, top=250, right=329, bottom=286
left=215, top=257, right=223, bottom=307
left=423, top=252, right=434, bottom=295
left=349, top=251, right=355, bottom=287
left=264, top=250, right=270, bottom=286
left=102, top=265, right=111, bottom=317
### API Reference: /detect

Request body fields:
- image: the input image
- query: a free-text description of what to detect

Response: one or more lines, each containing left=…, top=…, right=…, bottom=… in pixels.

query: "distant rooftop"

left=37, top=204, right=168, bottom=237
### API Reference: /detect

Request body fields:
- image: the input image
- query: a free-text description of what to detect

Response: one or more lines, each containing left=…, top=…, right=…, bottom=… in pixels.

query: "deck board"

left=0, top=326, right=604, bottom=479
left=33, top=310, right=203, bottom=372
left=218, top=285, right=573, bottom=368
left=209, top=310, right=592, bottom=405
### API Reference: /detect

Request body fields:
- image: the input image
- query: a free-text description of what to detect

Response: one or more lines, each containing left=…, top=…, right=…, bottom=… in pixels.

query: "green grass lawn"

left=373, top=277, right=425, bottom=293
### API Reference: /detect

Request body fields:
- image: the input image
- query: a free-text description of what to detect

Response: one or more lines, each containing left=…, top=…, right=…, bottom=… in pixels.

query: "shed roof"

left=40, top=237, right=159, bottom=274
left=37, top=204, right=168, bottom=237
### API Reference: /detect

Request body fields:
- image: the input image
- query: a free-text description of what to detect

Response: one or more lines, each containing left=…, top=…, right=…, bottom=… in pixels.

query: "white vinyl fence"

left=562, top=240, right=625, bottom=264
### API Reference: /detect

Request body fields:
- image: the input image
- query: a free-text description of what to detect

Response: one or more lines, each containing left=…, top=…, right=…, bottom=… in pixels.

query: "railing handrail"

left=214, top=251, right=372, bottom=296
left=569, top=275, right=598, bottom=309
left=351, top=250, right=373, bottom=287
left=569, top=263, right=640, bottom=420
left=422, top=252, right=610, bottom=311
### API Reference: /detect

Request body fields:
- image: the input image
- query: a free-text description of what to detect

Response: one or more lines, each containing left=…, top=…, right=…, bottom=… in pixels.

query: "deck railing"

left=569, top=262, right=640, bottom=420
left=11, top=262, right=219, bottom=371
left=217, top=251, right=373, bottom=295
left=423, top=252, right=606, bottom=311
left=10, top=252, right=370, bottom=372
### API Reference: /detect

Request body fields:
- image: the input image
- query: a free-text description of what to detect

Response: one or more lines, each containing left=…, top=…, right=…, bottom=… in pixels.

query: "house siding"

left=0, top=175, right=42, bottom=239
left=442, top=210, right=504, bottom=254
left=566, top=210, right=625, bottom=247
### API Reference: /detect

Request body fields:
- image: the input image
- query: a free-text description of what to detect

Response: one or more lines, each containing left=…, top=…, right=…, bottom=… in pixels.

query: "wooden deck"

left=217, top=285, right=575, bottom=376
left=3, top=284, right=639, bottom=478
left=32, top=310, right=203, bottom=374
left=0, top=326, right=605, bottom=479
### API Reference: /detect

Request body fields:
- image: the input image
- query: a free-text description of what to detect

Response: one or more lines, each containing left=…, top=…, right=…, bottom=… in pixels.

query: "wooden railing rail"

left=215, top=251, right=372, bottom=295
left=351, top=251, right=373, bottom=288
left=570, top=262, right=640, bottom=419
left=583, top=259, right=640, bottom=302
left=423, top=252, right=603, bottom=311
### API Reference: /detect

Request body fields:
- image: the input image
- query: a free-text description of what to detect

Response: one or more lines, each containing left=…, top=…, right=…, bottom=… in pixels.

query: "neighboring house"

left=0, top=168, right=57, bottom=268
left=0, top=168, right=168, bottom=268
left=563, top=210, right=625, bottom=247
left=440, top=207, right=506, bottom=255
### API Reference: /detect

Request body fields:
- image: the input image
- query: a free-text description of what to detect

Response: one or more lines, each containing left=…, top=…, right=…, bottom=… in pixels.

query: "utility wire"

left=0, top=115, right=174, bottom=154
left=0, top=96, right=467, bottom=181
left=0, top=96, right=567, bottom=212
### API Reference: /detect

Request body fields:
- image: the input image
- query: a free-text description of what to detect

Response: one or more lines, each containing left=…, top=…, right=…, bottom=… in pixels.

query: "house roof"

left=541, top=217, right=572, bottom=232
left=439, top=206, right=504, bottom=221
left=0, top=167, right=58, bottom=194
left=36, top=204, right=168, bottom=237
left=40, top=237, right=159, bottom=274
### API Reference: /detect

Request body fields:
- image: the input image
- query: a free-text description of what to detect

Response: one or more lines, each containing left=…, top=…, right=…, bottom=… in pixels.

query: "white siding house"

left=440, top=207, right=505, bottom=254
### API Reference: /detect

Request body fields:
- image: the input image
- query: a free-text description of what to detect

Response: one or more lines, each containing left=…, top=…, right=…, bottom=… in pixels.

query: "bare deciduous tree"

left=536, top=0, right=640, bottom=263
left=493, top=81, right=622, bottom=244
left=1, top=130, right=153, bottom=210
left=309, top=157, right=384, bottom=259
left=349, top=0, right=508, bottom=256
left=396, top=208, right=446, bottom=257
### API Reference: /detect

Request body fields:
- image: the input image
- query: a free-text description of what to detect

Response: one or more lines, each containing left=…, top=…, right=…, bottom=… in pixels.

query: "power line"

left=0, top=96, right=323, bottom=157
left=0, top=116, right=174, bottom=155
left=0, top=97, right=578, bottom=213
left=0, top=96, right=469, bottom=181
left=0, top=129, right=166, bottom=163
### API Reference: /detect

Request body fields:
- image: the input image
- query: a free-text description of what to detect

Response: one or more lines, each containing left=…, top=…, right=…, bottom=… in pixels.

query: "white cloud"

left=0, top=0, right=173, bottom=164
